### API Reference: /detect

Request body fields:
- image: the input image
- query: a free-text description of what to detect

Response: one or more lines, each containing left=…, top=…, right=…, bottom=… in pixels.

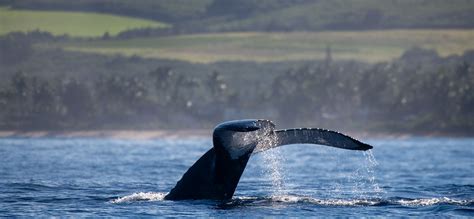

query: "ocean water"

left=0, top=136, right=472, bottom=217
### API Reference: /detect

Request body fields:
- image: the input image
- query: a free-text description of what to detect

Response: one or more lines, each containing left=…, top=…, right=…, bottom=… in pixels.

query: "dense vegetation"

left=0, top=1, right=473, bottom=135
left=1, top=32, right=473, bottom=134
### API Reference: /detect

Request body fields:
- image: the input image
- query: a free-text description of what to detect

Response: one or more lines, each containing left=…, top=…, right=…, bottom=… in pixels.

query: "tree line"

left=0, top=33, right=473, bottom=134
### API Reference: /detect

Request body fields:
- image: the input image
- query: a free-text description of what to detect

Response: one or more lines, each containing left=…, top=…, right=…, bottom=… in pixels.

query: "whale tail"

left=165, top=120, right=267, bottom=200
left=165, top=119, right=373, bottom=201
left=164, top=147, right=254, bottom=200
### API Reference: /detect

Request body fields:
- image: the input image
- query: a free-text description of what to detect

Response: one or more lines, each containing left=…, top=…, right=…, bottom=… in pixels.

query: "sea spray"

left=110, top=192, right=166, bottom=203
left=363, top=150, right=384, bottom=195
left=256, top=127, right=287, bottom=196
left=326, top=149, right=347, bottom=199
left=326, top=147, right=384, bottom=199
left=261, top=148, right=286, bottom=196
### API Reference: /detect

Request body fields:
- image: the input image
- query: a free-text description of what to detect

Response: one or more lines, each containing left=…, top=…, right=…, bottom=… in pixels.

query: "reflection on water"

left=1, top=137, right=473, bottom=217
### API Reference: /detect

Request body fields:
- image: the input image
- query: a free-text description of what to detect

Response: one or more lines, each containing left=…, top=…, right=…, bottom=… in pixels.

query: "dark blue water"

left=1, top=136, right=473, bottom=217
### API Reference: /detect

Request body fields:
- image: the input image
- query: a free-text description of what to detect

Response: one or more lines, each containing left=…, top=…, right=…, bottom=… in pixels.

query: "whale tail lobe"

left=254, top=128, right=372, bottom=153
left=165, top=120, right=264, bottom=200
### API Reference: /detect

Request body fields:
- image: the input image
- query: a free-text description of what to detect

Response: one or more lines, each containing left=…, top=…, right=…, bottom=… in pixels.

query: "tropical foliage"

left=1, top=33, right=472, bottom=134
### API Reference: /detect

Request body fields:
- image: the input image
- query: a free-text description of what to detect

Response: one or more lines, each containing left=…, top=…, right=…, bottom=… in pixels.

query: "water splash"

left=269, top=195, right=383, bottom=206
left=334, top=149, right=384, bottom=199
left=395, top=197, right=472, bottom=206
left=230, top=195, right=473, bottom=207
left=261, top=148, right=286, bottom=196
left=363, top=150, right=384, bottom=196
left=256, top=128, right=287, bottom=196
left=111, top=192, right=473, bottom=208
left=110, top=192, right=166, bottom=203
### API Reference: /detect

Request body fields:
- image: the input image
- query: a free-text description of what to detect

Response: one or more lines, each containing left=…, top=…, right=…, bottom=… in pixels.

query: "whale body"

left=164, top=119, right=372, bottom=200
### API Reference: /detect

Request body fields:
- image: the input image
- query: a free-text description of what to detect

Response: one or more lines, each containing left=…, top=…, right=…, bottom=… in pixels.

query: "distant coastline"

left=0, top=130, right=470, bottom=140
left=0, top=130, right=211, bottom=140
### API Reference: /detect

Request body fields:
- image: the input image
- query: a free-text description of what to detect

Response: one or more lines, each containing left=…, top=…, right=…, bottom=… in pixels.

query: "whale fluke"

left=165, top=119, right=272, bottom=200
left=253, top=128, right=372, bottom=153
left=164, top=119, right=372, bottom=201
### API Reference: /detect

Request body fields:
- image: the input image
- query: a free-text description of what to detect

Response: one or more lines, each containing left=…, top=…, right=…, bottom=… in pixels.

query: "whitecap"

left=237, top=195, right=472, bottom=207
left=110, top=192, right=167, bottom=203
left=268, top=195, right=382, bottom=206
left=396, top=197, right=472, bottom=206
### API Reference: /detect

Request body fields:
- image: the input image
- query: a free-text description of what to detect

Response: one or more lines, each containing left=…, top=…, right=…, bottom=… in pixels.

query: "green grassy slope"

left=208, top=0, right=474, bottom=31
left=2, top=0, right=213, bottom=22
left=57, top=29, right=474, bottom=63
left=3, top=0, right=474, bottom=31
left=0, top=7, right=169, bottom=37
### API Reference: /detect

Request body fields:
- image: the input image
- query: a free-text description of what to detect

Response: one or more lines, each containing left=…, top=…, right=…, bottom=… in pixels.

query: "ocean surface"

left=0, top=136, right=473, bottom=217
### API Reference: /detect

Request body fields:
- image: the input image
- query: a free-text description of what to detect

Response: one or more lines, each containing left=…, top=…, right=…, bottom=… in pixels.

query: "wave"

left=110, top=193, right=473, bottom=207
left=220, top=195, right=473, bottom=208
left=394, top=197, right=472, bottom=206
left=266, top=195, right=472, bottom=207
left=110, top=192, right=167, bottom=203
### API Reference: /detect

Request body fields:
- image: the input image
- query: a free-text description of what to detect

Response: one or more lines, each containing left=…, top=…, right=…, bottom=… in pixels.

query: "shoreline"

left=0, top=130, right=471, bottom=140
left=0, top=130, right=212, bottom=140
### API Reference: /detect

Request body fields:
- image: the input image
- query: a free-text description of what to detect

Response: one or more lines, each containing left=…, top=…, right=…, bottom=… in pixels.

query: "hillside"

left=1, top=33, right=473, bottom=133
left=0, top=0, right=213, bottom=23
left=55, top=30, right=474, bottom=63
left=0, top=7, right=168, bottom=37
left=0, top=1, right=473, bottom=134
left=206, top=0, right=474, bottom=31
left=2, top=0, right=474, bottom=33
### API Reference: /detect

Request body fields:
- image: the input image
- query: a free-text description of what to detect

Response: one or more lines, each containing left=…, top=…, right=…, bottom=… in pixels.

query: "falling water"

left=257, top=128, right=287, bottom=196
left=363, top=150, right=384, bottom=195
left=261, top=148, right=286, bottom=196
left=345, top=150, right=384, bottom=198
